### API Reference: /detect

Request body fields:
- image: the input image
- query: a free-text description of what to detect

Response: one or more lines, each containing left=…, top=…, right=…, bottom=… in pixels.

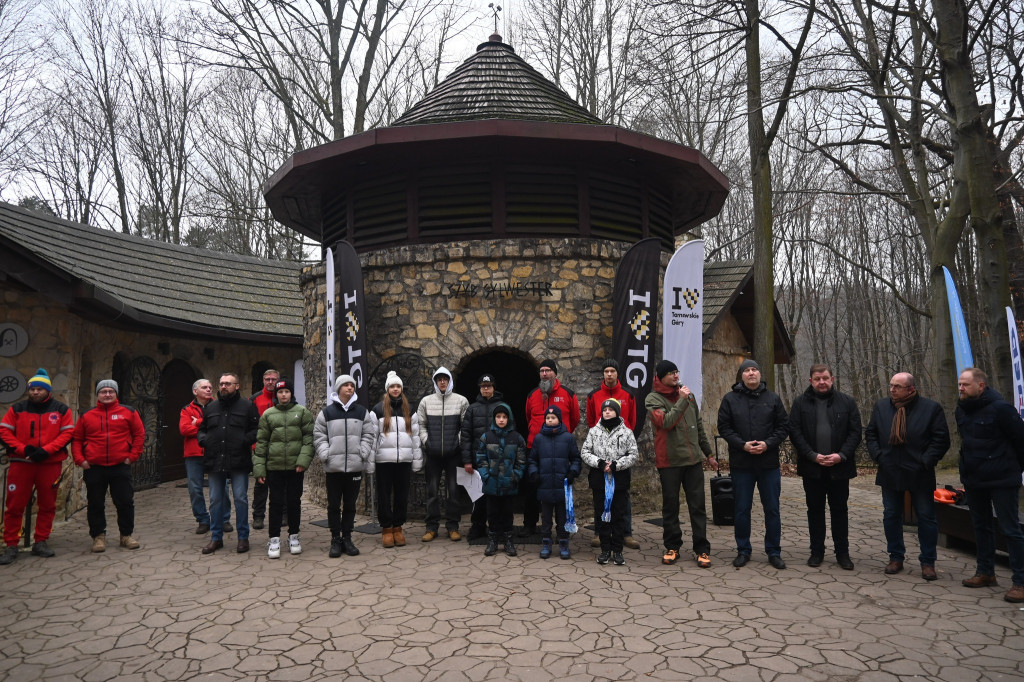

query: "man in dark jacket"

left=417, top=366, right=470, bottom=541
left=955, top=367, right=1024, bottom=603
left=718, top=359, right=790, bottom=569
left=789, top=364, right=862, bottom=570
left=460, top=373, right=504, bottom=540
left=865, top=372, right=949, bottom=580
left=198, top=373, right=259, bottom=554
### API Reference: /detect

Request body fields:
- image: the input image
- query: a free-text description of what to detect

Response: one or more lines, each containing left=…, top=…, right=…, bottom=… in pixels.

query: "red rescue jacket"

left=585, top=381, right=637, bottom=431
left=179, top=400, right=206, bottom=458
left=525, top=379, right=579, bottom=448
left=0, top=397, right=74, bottom=462
left=72, top=399, right=145, bottom=466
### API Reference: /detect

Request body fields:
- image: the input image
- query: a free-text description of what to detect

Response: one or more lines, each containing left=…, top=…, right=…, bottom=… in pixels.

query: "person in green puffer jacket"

left=253, top=378, right=314, bottom=559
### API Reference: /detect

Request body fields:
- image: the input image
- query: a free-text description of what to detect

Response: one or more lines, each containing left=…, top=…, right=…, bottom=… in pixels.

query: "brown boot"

left=1005, top=585, right=1024, bottom=603
left=962, top=574, right=998, bottom=588
left=91, top=534, right=106, bottom=553
left=392, top=526, right=406, bottom=546
left=382, top=527, right=395, bottom=548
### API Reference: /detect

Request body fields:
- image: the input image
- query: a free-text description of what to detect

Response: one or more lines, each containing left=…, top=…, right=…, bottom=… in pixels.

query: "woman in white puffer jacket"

left=370, top=371, right=423, bottom=548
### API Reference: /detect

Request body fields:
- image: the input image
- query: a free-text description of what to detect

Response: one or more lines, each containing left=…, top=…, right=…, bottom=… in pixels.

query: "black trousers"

left=802, top=476, right=850, bottom=556
left=325, top=471, right=362, bottom=538
left=659, top=464, right=710, bottom=555
left=590, top=468, right=630, bottom=552
left=424, top=453, right=463, bottom=532
left=485, top=495, right=514, bottom=534
left=83, top=463, right=135, bottom=538
left=470, top=496, right=488, bottom=530
left=376, top=462, right=412, bottom=528
left=540, top=500, right=569, bottom=540
left=266, top=470, right=304, bottom=538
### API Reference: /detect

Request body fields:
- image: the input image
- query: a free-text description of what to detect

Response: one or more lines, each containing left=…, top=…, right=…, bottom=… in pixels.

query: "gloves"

left=596, top=460, right=607, bottom=472
left=566, top=472, right=577, bottom=485
left=27, top=446, right=49, bottom=463
left=609, top=461, right=617, bottom=472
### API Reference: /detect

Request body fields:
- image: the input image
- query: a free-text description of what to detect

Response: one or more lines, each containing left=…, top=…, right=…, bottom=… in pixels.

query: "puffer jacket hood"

left=432, top=367, right=454, bottom=395
left=490, top=402, right=516, bottom=431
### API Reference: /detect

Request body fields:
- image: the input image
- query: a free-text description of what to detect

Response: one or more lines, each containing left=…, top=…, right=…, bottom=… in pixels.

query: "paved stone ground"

left=0, top=475, right=1021, bottom=682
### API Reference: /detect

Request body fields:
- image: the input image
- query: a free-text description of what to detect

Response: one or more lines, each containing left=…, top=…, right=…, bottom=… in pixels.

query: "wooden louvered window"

left=505, top=164, right=578, bottom=236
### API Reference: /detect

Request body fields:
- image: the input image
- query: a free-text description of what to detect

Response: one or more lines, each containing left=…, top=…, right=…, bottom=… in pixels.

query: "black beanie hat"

left=656, top=360, right=679, bottom=380
left=544, top=405, right=563, bottom=423
left=602, top=359, right=620, bottom=372
left=737, top=359, right=761, bottom=382
left=274, top=377, right=295, bottom=395
left=539, top=359, right=558, bottom=374
left=600, top=398, right=621, bottom=417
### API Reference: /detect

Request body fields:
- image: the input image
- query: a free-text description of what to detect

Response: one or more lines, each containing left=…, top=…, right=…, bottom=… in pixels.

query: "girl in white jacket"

left=370, top=371, right=423, bottom=547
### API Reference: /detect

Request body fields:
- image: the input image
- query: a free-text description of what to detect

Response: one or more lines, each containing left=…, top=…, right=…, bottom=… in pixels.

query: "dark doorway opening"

left=454, top=348, right=536, bottom=438
left=160, top=359, right=198, bottom=483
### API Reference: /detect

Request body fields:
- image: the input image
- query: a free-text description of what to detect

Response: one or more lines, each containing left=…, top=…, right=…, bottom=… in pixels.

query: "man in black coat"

left=198, top=373, right=259, bottom=554
left=955, top=367, right=1024, bottom=603
left=718, top=359, right=790, bottom=570
left=789, top=364, right=862, bottom=570
left=865, top=372, right=949, bottom=580
left=460, top=373, right=504, bottom=540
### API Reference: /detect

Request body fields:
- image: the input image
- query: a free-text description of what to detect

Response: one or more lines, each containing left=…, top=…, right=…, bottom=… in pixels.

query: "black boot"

left=484, top=533, right=499, bottom=556
left=504, top=532, right=518, bottom=557
left=329, top=536, right=343, bottom=558
left=342, top=536, right=359, bottom=556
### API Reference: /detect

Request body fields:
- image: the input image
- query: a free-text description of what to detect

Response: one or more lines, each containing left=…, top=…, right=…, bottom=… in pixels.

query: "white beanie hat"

left=384, top=371, right=403, bottom=390
left=334, top=374, right=356, bottom=392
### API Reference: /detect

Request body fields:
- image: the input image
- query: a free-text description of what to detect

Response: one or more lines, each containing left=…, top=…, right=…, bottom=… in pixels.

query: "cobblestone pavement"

left=0, top=475, right=1021, bottom=682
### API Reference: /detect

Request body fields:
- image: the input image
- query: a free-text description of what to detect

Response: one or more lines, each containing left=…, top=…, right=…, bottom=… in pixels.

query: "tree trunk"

left=932, top=0, right=1012, bottom=394
left=744, top=0, right=775, bottom=387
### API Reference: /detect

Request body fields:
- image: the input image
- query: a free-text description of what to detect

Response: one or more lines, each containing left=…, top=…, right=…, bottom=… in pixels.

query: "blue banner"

left=943, top=266, right=974, bottom=376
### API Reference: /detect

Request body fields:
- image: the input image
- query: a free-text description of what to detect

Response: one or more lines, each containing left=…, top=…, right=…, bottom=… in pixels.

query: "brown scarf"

left=888, top=391, right=917, bottom=445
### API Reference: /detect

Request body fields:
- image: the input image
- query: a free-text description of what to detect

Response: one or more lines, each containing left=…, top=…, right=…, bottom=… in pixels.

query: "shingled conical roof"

left=392, top=34, right=603, bottom=126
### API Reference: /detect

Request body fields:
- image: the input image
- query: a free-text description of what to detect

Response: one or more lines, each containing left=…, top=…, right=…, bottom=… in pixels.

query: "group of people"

left=1, top=359, right=1022, bottom=604
left=712, top=360, right=1024, bottom=604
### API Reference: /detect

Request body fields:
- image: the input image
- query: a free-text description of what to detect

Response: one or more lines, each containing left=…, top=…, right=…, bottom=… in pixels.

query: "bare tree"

left=0, top=0, right=42, bottom=188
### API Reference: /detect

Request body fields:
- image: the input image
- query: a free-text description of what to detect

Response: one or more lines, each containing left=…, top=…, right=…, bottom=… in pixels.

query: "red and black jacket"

left=72, top=399, right=145, bottom=466
left=0, top=397, right=74, bottom=462
left=179, top=400, right=205, bottom=458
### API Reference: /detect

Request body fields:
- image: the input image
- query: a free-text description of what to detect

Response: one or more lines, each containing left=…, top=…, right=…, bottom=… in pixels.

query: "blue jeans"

left=733, top=468, right=782, bottom=557
left=965, top=486, right=1024, bottom=585
left=184, top=459, right=230, bottom=525
left=208, top=471, right=250, bottom=541
left=881, top=487, right=936, bottom=565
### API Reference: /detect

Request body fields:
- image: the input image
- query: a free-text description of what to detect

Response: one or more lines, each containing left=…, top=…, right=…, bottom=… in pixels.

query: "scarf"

left=888, top=392, right=918, bottom=445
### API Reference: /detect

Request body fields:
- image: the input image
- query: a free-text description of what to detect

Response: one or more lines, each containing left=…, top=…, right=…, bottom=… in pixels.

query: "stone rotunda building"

left=265, top=35, right=790, bottom=512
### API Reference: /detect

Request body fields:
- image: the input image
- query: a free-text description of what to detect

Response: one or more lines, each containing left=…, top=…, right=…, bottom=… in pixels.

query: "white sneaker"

left=267, top=537, right=281, bottom=559
left=289, top=534, right=302, bottom=555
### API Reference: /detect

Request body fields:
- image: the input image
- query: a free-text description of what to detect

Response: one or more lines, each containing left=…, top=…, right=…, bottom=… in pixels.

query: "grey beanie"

left=737, top=359, right=761, bottom=382
left=96, top=379, right=118, bottom=395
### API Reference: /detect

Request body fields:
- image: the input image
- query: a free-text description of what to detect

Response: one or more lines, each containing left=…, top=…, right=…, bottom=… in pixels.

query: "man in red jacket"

left=72, top=379, right=145, bottom=553
left=250, top=368, right=279, bottom=529
left=521, top=359, right=579, bottom=536
left=585, top=360, right=640, bottom=549
left=0, top=369, right=74, bottom=564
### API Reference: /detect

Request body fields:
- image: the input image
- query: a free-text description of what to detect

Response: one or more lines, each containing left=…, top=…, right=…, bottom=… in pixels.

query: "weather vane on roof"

left=488, top=3, right=502, bottom=34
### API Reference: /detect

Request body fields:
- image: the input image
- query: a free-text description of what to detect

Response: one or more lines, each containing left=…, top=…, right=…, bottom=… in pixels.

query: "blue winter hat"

left=28, top=368, right=52, bottom=391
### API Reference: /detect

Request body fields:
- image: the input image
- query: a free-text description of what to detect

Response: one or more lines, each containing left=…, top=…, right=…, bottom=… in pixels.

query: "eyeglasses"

left=889, top=384, right=909, bottom=389
left=219, top=381, right=238, bottom=387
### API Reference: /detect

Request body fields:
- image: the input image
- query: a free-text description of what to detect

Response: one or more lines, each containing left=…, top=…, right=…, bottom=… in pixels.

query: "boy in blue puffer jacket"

left=475, top=403, right=527, bottom=557
left=527, top=405, right=582, bottom=559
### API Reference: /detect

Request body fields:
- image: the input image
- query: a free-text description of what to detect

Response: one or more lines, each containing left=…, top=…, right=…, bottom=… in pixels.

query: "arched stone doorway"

left=159, top=359, right=198, bottom=483
left=454, top=347, right=536, bottom=438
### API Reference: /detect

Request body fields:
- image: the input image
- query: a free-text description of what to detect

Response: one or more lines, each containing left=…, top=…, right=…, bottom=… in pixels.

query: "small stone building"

left=0, top=202, right=303, bottom=536
left=267, top=36, right=792, bottom=514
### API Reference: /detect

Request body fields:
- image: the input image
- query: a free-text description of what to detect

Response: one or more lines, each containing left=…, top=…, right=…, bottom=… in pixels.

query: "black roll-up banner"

left=612, top=238, right=661, bottom=435
left=334, top=240, right=370, bottom=409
